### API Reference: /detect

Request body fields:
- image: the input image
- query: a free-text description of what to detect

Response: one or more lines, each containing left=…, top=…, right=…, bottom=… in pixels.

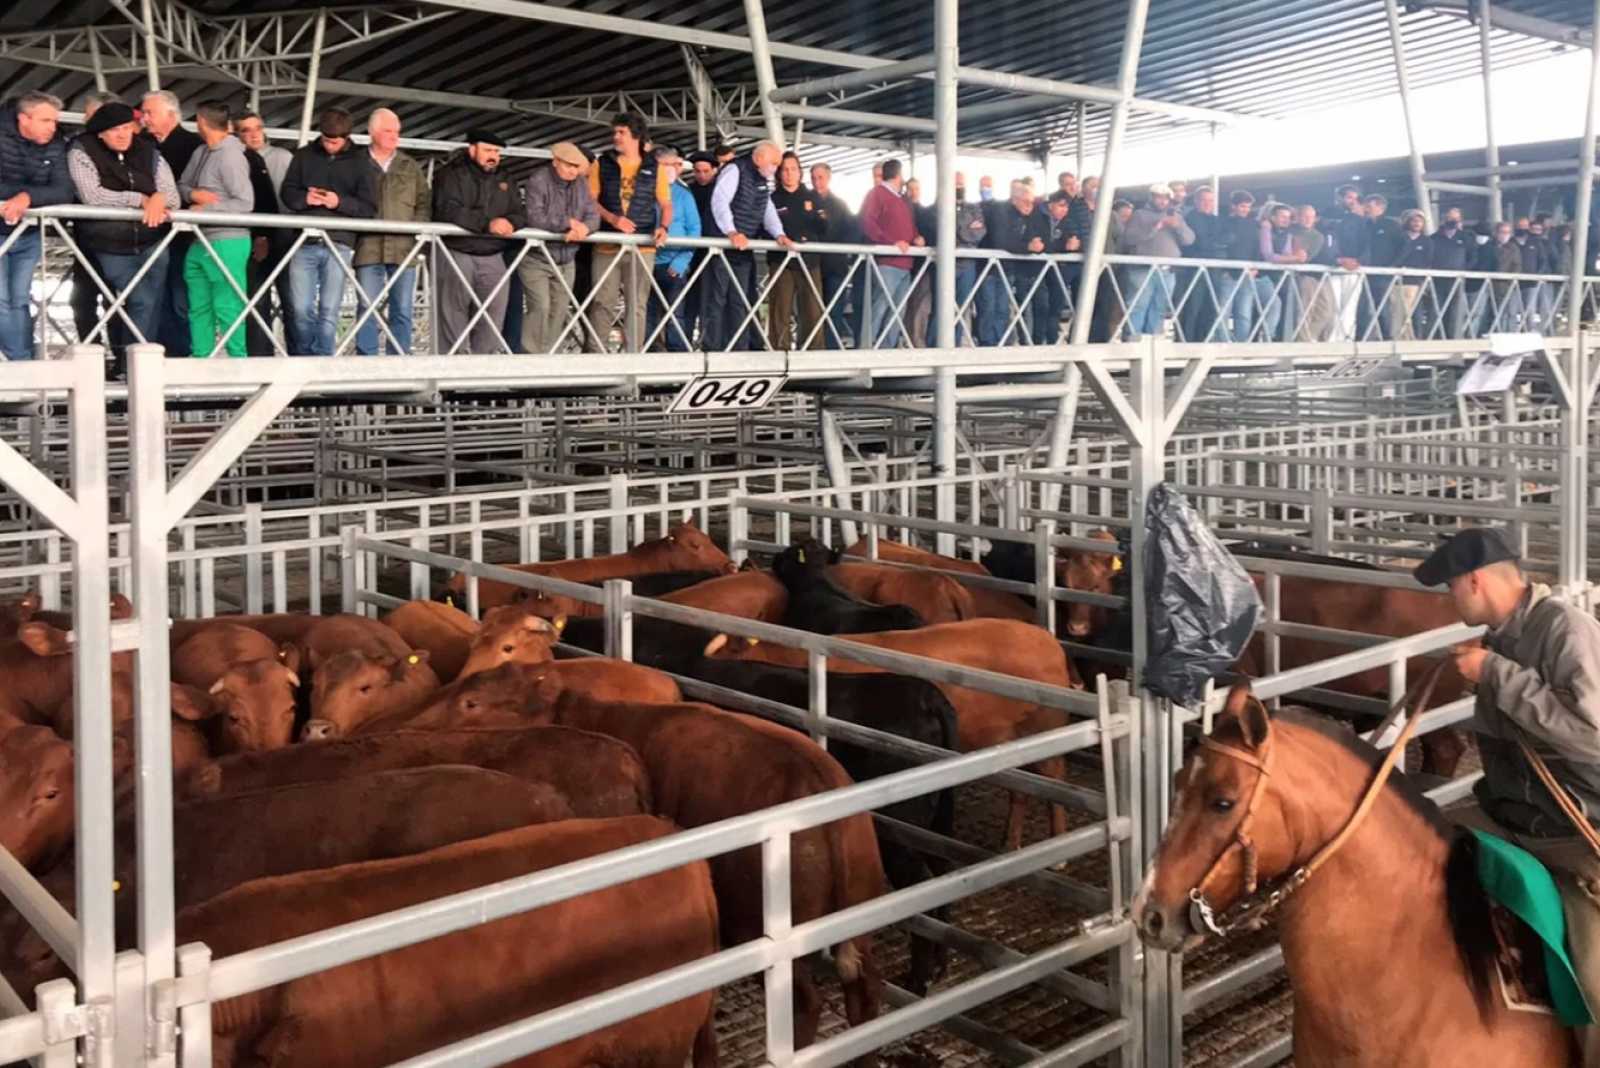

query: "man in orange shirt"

left=586, top=112, right=671, bottom=352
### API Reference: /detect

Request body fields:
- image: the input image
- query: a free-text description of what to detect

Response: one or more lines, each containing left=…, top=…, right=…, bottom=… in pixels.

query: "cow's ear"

left=109, top=593, right=134, bottom=620
left=277, top=643, right=303, bottom=676
left=14, top=591, right=40, bottom=622
left=170, top=685, right=219, bottom=722
left=18, top=623, right=71, bottom=658
left=395, top=650, right=430, bottom=679
left=828, top=546, right=843, bottom=564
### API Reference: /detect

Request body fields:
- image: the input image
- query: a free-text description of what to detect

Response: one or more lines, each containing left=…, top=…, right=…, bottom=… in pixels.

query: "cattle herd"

left=0, top=520, right=1476, bottom=1067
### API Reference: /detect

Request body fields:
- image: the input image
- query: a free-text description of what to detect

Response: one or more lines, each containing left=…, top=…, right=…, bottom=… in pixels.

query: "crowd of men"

left=0, top=90, right=1585, bottom=362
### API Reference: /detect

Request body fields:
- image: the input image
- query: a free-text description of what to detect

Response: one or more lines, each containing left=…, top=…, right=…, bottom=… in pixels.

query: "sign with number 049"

left=666, top=374, right=788, bottom=414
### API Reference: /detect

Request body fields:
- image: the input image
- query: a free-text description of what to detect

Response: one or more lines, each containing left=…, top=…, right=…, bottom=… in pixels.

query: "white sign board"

left=666, top=374, right=788, bottom=414
left=1456, top=353, right=1524, bottom=396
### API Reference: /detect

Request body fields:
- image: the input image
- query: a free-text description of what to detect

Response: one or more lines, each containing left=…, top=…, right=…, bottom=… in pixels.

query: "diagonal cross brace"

left=0, top=437, right=87, bottom=543
left=1081, top=360, right=1147, bottom=449
left=1162, top=353, right=1214, bottom=441
left=162, top=381, right=299, bottom=531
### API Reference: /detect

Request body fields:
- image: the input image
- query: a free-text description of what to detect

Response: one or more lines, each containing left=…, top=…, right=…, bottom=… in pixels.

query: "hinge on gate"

left=149, top=978, right=179, bottom=1057
left=76, top=997, right=116, bottom=1061
left=40, top=1001, right=90, bottom=1047
left=1078, top=911, right=1123, bottom=937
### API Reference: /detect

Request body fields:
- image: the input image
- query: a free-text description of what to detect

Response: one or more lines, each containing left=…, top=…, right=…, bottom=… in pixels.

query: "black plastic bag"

left=1143, top=483, right=1262, bottom=705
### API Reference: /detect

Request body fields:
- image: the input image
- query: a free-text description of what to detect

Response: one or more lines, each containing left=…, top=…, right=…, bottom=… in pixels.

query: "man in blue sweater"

left=0, top=92, right=72, bottom=360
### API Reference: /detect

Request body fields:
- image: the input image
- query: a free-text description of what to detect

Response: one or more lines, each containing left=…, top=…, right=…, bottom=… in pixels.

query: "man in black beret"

left=1420, top=526, right=1600, bottom=1052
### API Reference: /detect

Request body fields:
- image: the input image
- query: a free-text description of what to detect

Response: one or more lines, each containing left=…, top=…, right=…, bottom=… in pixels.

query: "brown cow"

left=304, top=649, right=440, bottom=741
left=381, top=600, right=478, bottom=681
left=707, top=618, right=1078, bottom=850
left=454, top=606, right=561, bottom=679
left=167, top=612, right=323, bottom=650
left=1058, top=530, right=1123, bottom=638
left=182, top=726, right=653, bottom=819
left=0, top=613, right=137, bottom=718
left=171, top=623, right=301, bottom=753
left=298, top=613, right=412, bottom=671
left=518, top=695, right=884, bottom=1047
left=827, top=562, right=976, bottom=624
left=844, top=538, right=1033, bottom=620
left=368, top=660, right=681, bottom=733
left=0, top=721, right=73, bottom=871
left=0, top=765, right=588, bottom=993
left=0, top=592, right=133, bottom=640
left=448, top=521, right=736, bottom=610
left=659, top=569, right=789, bottom=622
left=178, top=820, right=720, bottom=1068
left=44, top=672, right=216, bottom=790
left=171, top=622, right=280, bottom=687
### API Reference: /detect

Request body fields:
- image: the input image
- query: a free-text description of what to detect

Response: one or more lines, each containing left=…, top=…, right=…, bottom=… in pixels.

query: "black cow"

left=772, top=540, right=924, bottom=635
left=555, top=615, right=720, bottom=674
left=685, top=657, right=958, bottom=994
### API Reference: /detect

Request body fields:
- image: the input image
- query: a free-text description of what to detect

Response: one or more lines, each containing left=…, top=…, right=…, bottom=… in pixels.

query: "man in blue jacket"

left=0, top=92, right=72, bottom=361
left=647, top=148, right=701, bottom=351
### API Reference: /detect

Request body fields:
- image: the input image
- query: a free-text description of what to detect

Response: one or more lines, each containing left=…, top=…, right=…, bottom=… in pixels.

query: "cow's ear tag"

left=797, top=549, right=806, bottom=563
left=407, top=654, right=420, bottom=665
left=746, top=637, right=759, bottom=647
left=1111, top=556, right=1124, bottom=573
left=555, top=615, right=568, bottom=633
left=446, top=595, right=455, bottom=607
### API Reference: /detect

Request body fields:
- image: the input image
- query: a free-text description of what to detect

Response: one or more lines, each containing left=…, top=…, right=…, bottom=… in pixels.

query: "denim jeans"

left=974, top=267, right=1009, bottom=346
left=354, top=263, right=416, bottom=355
left=1125, top=266, right=1173, bottom=337
left=1219, top=269, right=1254, bottom=342
left=0, top=228, right=41, bottom=360
left=94, top=245, right=169, bottom=357
left=866, top=265, right=914, bottom=348
left=954, top=260, right=977, bottom=346
left=288, top=242, right=354, bottom=355
left=648, top=264, right=693, bottom=351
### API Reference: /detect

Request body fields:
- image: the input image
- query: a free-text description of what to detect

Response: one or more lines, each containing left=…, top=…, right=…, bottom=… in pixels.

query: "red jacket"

left=860, top=183, right=919, bottom=270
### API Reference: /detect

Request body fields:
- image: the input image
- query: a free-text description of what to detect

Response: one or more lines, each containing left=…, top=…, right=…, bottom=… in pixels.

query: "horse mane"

left=1272, top=707, right=1495, bottom=1021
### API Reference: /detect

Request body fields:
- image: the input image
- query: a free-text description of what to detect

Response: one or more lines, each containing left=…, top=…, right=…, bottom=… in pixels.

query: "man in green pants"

left=178, top=100, right=254, bottom=357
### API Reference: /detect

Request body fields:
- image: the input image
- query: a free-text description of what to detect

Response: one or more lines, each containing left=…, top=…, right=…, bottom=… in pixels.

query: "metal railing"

left=11, top=205, right=1597, bottom=360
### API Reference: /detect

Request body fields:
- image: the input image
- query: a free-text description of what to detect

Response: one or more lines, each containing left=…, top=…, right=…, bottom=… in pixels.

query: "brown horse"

left=1132, top=687, right=1574, bottom=1067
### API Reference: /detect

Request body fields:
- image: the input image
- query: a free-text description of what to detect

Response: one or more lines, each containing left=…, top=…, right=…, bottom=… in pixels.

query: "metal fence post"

left=604, top=578, right=634, bottom=661
left=1034, top=518, right=1057, bottom=634
left=339, top=525, right=360, bottom=615
left=36, top=979, right=79, bottom=1068
left=176, top=944, right=212, bottom=1067
left=243, top=502, right=264, bottom=614
left=806, top=649, right=828, bottom=750
left=730, top=501, right=750, bottom=566
left=608, top=473, right=629, bottom=553
left=762, top=834, right=795, bottom=1066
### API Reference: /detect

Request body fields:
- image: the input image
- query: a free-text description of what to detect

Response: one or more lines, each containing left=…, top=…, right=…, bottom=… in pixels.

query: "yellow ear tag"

left=797, top=549, right=806, bottom=563
left=446, top=595, right=455, bottom=607
left=1111, top=556, right=1124, bottom=573
left=407, top=654, right=420, bottom=664
left=746, top=637, right=759, bottom=647
left=112, top=881, right=121, bottom=892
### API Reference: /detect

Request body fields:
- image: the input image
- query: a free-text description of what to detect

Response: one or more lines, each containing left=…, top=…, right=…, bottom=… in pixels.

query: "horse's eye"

left=1211, top=798, right=1236, bottom=814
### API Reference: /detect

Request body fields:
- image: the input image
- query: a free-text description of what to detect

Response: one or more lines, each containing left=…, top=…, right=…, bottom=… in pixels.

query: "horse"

left=1131, top=682, right=1575, bottom=1067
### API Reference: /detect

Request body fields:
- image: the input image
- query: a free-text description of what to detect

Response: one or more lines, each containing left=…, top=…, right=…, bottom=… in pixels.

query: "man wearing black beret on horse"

left=1419, top=526, right=1600, bottom=1064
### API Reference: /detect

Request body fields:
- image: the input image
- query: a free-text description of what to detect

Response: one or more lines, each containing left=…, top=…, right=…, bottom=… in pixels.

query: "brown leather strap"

left=1517, top=737, right=1600, bottom=860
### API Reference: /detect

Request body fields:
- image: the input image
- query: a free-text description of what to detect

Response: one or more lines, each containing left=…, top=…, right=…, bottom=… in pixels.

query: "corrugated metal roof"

left=0, top=0, right=1589, bottom=174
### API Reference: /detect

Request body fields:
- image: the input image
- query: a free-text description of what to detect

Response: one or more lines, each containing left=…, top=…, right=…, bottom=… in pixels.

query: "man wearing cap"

left=279, top=107, right=379, bottom=355
left=66, top=100, right=178, bottom=370
left=518, top=141, right=597, bottom=354
left=432, top=129, right=520, bottom=354
left=1418, top=527, right=1600, bottom=1061
left=1119, top=183, right=1193, bottom=337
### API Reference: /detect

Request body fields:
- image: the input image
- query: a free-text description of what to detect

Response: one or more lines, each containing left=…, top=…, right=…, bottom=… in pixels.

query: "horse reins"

left=1187, top=661, right=1446, bottom=938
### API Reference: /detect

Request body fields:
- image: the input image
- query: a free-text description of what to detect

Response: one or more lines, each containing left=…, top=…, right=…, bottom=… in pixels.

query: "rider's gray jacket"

left=1475, top=583, right=1600, bottom=837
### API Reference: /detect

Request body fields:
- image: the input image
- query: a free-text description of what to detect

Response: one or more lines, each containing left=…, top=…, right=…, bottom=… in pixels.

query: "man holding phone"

left=280, top=107, right=378, bottom=354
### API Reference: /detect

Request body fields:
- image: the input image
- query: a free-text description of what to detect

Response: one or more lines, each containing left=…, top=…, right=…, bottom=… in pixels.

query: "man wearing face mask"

left=431, top=129, right=520, bottom=355
left=1429, top=207, right=1472, bottom=339
left=704, top=140, right=793, bottom=350
left=978, top=175, right=995, bottom=202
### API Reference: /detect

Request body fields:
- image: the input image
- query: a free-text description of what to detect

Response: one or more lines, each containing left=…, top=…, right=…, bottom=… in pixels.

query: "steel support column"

left=298, top=8, right=327, bottom=147
left=139, top=0, right=159, bottom=90
left=742, top=0, right=787, bottom=147
left=1076, top=101, right=1087, bottom=176
left=87, top=30, right=108, bottom=92
left=1559, top=0, right=1600, bottom=589
left=932, top=0, right=958, bottom=554
left=1479, top=0, right=1503, bottom=222
left=1385, top=0, right=1433, bottom=225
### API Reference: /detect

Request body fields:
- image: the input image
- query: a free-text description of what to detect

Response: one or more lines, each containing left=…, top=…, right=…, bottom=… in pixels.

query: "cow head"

left=505, top=588, right=588, bottom=622
left=445, top=662, right=564, bottom=727
left=0, top=591, right=41, bottom=638
left=17, top=593, right=137, bottom=673
left=0, top=723, right=74, bottom=872
left=305, top=649, right=439, bottom=741
left=457, top=607, right=562, bottom=679
left=1058, top=531, right=1124, bottom=639
left=201, top=645, right=302, bottom=752
left=665, top=523, right=736, bottom=575
left=772, top=539, right=838, bottom=589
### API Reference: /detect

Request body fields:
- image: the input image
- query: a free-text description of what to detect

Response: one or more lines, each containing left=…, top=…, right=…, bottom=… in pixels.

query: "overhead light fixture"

left=1351, top=174, right=1361, bottom=180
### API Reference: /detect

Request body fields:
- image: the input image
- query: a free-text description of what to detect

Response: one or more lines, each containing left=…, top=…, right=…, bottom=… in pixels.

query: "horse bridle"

left=1184, top=662, right=1446, bottom=938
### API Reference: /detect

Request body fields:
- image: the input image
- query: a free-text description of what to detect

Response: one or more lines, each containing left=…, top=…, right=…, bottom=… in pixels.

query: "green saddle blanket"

left=1473, top=829, right=1594, bottom=1027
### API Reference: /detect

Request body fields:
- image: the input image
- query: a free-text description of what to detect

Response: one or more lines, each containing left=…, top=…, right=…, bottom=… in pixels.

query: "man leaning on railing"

left=0, top=91, right=72, bottom=361
left=432, top=129, right=519, bottom=355
left=178, top=101, right=254, bottom=359
left=65, top=100, right=177, bottom=373
left=353, top=108, right=429, bottom=356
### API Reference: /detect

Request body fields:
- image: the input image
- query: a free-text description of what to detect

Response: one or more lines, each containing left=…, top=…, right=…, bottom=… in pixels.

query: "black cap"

left=688, top=150, right=716, bottom=166
left=1414, top=528, right=1519, bottom=587
left=464, top=129, right=507, bottom=148
left=86, top=102, right=137, bottom=136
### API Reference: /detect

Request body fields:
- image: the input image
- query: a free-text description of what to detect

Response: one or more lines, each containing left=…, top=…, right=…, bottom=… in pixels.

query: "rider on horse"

left=1418, top=527, right=1600, bottom=1064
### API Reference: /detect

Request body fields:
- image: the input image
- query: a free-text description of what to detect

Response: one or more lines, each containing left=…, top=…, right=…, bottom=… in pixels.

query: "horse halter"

left=1184, top=663, right=1446, bottom=938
